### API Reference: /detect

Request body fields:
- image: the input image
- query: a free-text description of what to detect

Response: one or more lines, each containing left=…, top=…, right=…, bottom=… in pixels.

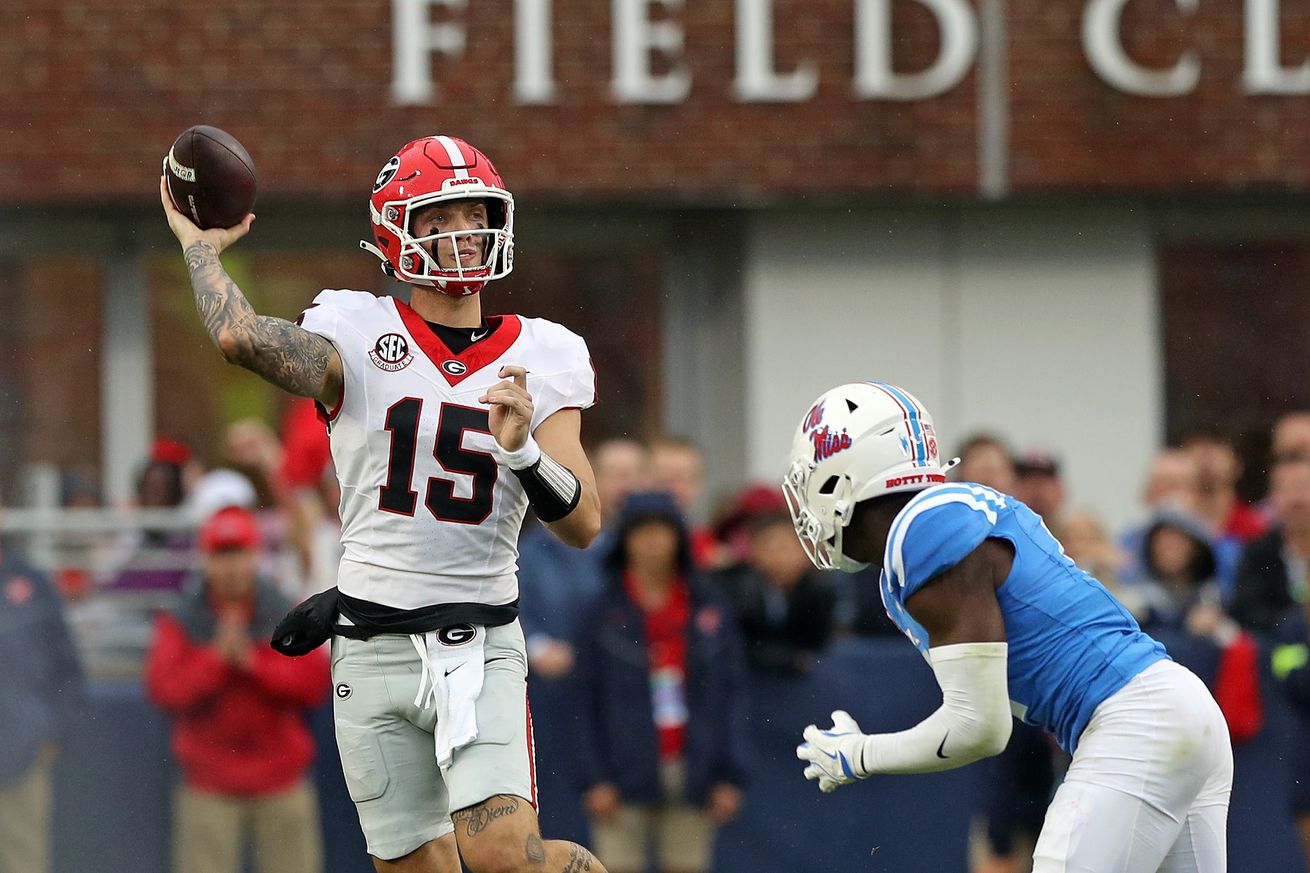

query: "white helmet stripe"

left=435, top=135, right=470, bottom=179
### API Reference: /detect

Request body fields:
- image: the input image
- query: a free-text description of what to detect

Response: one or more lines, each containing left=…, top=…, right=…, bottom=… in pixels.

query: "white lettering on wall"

left=854, top=0, right=978, bottom=99
left=390, top=0, right=467, bottom=105
left=514, top=0, right=557, bottom=103
left=611, top=0, right=692, bottom=103
left=387, top=0, right=1309, bottom=105
left=1082, top=0, right=1199, bottom=96
left=734, top=0, right=818, bottom=102
left=1243, top=0, right=1310, bottom=94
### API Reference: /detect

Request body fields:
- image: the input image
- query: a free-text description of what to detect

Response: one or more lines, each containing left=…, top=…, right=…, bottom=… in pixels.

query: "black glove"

left=270, top=587, right=345, bottom=656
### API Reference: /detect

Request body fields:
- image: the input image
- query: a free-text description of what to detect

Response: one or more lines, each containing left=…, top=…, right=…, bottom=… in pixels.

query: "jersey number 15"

left=378, top=398, right=497, bottom=525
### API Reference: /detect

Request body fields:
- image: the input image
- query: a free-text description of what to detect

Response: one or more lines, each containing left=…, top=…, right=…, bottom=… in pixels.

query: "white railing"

left=0, top=507, right=291, bottom=679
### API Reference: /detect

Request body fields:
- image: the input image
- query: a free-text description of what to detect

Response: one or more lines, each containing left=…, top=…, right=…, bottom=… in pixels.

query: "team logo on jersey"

left=436, top=624, right=477, bottom=647
left=441, top=360, right=468, bottom=377
left=335, top=683, right=353, bottom=700
left=369, top=333, right=414, bottom=371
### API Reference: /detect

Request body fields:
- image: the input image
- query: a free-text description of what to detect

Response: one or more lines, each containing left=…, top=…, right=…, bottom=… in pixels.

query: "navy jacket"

left=0, top=548, right=82, bottom=782
left=1232, top=527, right=1295, bottom=633
left=573, top=491, right=751, bottom=804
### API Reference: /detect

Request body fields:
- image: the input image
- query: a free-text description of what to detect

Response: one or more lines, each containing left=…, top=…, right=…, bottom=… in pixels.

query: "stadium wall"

left=744, top=205, right=1159, bottom=530
left=53, top=632, right=1304, bottom=873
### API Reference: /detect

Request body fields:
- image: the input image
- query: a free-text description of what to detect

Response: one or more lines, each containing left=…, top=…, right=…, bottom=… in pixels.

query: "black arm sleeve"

left=511, top=451, right=581, bottom=523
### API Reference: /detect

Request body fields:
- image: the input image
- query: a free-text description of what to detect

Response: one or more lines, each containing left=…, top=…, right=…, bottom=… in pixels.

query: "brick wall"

left=3, top=0, right=1309, bottom=203
left=15, top=260, right=103, bottom=473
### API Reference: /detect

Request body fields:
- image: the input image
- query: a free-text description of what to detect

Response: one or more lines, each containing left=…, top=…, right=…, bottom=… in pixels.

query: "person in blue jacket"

left=1269, top=603, right=1310, bottom=870
left=574, top=490, right=749, bottom=873
left=786, top=382, right=1232, bottom=873
left=0, top=533, right=83, bottom=873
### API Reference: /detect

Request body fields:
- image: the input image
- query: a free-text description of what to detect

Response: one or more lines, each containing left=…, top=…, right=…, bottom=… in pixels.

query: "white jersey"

left=299, top=289, right=595, bottom=610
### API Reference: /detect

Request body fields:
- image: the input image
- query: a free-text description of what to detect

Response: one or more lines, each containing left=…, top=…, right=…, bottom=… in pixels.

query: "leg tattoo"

left=561, top=844, right=594, bottom=873
left=525, top=834, right=546, bottom=865
left=452, top=796, right=520, bottom=838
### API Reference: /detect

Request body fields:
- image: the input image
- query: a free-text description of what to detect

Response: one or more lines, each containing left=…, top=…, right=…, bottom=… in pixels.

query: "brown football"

left=163, top=125, right=257, bottom=230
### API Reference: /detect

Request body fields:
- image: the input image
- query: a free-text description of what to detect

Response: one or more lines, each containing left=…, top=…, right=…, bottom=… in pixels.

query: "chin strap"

left=359, top=240, right=397, bottom=278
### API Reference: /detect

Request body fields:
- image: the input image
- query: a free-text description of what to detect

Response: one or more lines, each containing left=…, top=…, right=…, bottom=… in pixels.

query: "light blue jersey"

left=880, top=482, right=1167, bottom=753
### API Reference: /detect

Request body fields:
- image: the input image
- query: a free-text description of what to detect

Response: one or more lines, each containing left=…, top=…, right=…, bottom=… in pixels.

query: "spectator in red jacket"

left=145, top=506, right=330, bottom=873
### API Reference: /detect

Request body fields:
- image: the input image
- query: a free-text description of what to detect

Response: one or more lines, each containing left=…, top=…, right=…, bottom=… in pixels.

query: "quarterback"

left=161, top=136, right=607, bottom=873
left=787, top=382, right=1231, bottom=873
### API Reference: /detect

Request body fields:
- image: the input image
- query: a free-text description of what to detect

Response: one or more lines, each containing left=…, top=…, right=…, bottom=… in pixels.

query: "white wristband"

left=499, top=435, right=542, bottom=470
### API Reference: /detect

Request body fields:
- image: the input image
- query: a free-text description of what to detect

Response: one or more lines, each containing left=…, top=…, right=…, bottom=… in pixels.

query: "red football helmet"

left=360, top=136, right=514, bottom=296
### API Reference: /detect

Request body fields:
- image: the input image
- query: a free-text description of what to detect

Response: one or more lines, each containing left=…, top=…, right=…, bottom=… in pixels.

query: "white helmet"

left=782, top=382, right=954, bottom=572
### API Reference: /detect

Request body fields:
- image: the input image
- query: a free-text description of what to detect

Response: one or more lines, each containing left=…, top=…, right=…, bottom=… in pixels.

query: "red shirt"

left=278, top=397, right=332, bottom=492
left=623, top=571, right=691, bottom=760
left=1223, top=500, right=1268, bottom=544
left=145, top=613, right=330, bottom=796
left=689, top=525, right=721, bottom=569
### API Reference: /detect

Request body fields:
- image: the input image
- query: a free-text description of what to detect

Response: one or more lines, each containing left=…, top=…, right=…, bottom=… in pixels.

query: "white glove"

left=796, top=710, right=869, bottom=793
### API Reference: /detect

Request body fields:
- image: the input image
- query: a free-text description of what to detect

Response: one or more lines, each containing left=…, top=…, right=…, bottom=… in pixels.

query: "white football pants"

left=1031, top=659, right=1233, bottom=873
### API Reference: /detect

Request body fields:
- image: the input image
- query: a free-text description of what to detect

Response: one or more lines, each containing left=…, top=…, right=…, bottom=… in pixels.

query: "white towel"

left=410, top=625, right=486, bottom=768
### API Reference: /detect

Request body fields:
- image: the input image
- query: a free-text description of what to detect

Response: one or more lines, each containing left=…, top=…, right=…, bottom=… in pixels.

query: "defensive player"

left=161, top=136, right=607, bottom=873
left=787, top=382, right=1231, bottom=873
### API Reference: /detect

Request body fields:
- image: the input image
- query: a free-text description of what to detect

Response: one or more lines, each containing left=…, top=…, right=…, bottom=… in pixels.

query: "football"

left=163, top=125, right=257, bottom=230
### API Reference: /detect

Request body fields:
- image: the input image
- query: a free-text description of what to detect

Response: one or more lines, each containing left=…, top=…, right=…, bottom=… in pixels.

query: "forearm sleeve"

left=501, top=436, right=581, bottom=523
left=861, top=642, right=1012, bottom=775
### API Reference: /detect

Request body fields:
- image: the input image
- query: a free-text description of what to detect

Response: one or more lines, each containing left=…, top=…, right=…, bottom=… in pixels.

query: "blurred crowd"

left=11, top=407, right=1310, bottom=872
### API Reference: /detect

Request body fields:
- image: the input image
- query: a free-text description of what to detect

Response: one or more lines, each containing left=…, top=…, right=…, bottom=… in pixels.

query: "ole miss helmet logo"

left=811, top=426, right=853, bottom=462
left=802, top=401, right=825, bottom=434
left=369, top=333, right=414, bottom=372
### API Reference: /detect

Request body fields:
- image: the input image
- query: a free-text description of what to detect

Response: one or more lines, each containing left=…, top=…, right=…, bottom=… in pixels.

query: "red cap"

left=151, top=437, right=192, bottom=466
left=198, top=506, right=261, bottom=552
left=713, top=483, right=789, bottom=542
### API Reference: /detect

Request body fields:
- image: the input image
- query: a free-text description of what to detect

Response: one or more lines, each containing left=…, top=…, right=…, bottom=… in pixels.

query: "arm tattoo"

left=561, top=844, right=594, bottom=873
left=183, top=241, right=333, bottom=398
left=450, top=796, right=520, bottom=837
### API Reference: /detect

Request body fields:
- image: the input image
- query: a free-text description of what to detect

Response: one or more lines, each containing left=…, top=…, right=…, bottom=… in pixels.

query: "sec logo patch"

left=369, top=333, right=414, bottom=372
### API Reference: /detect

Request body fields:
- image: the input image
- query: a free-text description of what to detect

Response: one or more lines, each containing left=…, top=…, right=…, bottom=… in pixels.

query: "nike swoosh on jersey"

left=936, top=732, right=950, bottom=759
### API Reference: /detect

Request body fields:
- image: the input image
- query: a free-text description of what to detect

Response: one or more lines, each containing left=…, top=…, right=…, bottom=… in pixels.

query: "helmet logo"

left=368, top=333, right=414, bottom=372
left=385, top=206, right=401, bottom=223
left=803, top=401, right=826, bottom=434
left=441, top=360, right=468, bottom=376
left=374, top=156, right=401, bottom=193
left=923, top=423, right=939, bottom=459
left=811, top=426, right=853, bottom=462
